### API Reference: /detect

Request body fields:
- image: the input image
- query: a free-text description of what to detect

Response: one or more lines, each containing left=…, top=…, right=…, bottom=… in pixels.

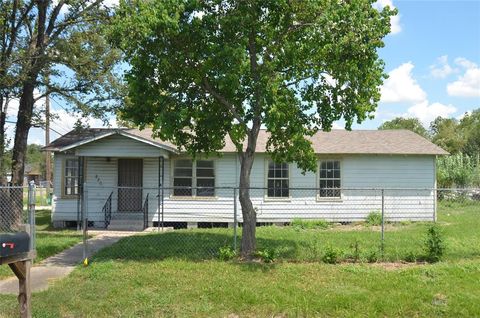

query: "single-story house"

left=44, top=128, right=448, bottom=230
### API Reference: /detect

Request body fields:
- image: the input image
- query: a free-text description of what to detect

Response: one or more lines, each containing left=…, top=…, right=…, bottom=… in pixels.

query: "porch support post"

left=158, top=156, right=165, bottom=231
left=76, top=156, right=84, bottom=231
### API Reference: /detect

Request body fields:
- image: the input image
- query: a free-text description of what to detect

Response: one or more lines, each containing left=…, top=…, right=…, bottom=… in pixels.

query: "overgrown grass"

left=0, top=210, right=83, bottom=279
left=92, top=201, right=480, bottom=264
left=0, top=202, right=478, bottom=317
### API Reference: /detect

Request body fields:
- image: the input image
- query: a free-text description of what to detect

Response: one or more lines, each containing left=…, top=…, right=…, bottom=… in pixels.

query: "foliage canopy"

left=378, top=117, right=429, bottom=138
left=112, top=0, right=394, bottom=172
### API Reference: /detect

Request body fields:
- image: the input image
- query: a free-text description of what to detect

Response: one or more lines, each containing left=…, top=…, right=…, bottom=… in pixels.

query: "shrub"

left=322, top=246, right=340, bottom=264
left=404, top=251, right=418, bottom=263
left=350, top=240, right=361, bottom=263
left=218, top=246, right=236, bottom=261
left=291, top=218, right=330, bottom=230
left=365, top=250, right=379, bottom=263
left=366, top=211, right=382, bottom=226
left=255, top=248, right=277, bottom=263
left=424, top=225, right=446, bottom=263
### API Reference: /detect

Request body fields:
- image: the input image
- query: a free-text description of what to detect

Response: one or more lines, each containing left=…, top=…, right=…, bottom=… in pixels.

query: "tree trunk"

left=0, top=95, right=7, bottom=185
left=11, top=81, right=35, bottom=186
left=239, top=123, right=261, bottom=259
left=239, top=150, right=256, bottom=258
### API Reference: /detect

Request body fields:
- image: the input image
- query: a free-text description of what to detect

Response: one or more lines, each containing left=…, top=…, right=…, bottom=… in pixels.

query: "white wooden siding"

left=52, top=154, right=77, bottom=222
left=53, top=152, right=437, bottom=225
left=75, top=134, right=170, bottom=158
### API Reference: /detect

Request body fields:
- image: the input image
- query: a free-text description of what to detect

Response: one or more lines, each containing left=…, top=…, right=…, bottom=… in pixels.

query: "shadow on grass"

left=92, top=230, right=304, bottom=263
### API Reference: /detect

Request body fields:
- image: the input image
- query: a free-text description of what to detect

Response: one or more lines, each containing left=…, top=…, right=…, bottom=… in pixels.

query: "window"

left=196, top=160, right=215, bottom=196
left=173, top=159, right=193, bottom=196
left=64, top=158, right=79, bottom=196
left=319, top=160, right=341, bottom=198
left=173, top=159, right=215, bottom=197
left=267, top=161, right=289, bottom=198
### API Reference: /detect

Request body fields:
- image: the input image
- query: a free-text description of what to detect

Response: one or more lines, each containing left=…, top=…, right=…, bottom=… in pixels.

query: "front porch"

left=78, top=156, right=168, bottom=231
left=55, top=132, right=174, bottom=231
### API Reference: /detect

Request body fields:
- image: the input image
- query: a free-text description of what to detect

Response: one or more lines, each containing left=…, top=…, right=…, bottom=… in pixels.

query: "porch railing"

left=103, top=192, right=113, bottom=229
left=143, top=193, right=149, bottom=229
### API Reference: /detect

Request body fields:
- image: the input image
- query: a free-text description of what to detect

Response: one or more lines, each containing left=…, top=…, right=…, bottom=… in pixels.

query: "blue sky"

left=9, top=0, right=480, bottom=145
left=351, top=0, right=480, bottom=129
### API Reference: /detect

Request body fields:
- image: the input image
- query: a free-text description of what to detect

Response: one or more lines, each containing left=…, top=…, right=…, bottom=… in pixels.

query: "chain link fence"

left=80, top=186, right=479, bottom=263
left=0, top=183, right=36, bottom=255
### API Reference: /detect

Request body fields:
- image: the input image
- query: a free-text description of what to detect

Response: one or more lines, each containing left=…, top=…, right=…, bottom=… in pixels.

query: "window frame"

left=171, top=158, right=216, bottom=198
left=264, top=160, right=291, bottom=201
left=317, top=158, right=343, bottom=201
left=62, top=157, right=80, bottom=199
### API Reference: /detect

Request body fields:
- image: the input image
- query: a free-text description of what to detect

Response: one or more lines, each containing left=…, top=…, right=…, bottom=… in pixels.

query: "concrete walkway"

left=0, top=232, right=136, bottom=294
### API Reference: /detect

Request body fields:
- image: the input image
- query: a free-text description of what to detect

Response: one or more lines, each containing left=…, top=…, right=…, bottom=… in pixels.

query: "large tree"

left=458, top=109, right=480, bottom=156
left=378, top=117, right=430, bottom=138
left=430, top=116, right=464, bottom=155
left=112, top=0, right=394, bottom=257
left=0, top=0, right=122, bottom=186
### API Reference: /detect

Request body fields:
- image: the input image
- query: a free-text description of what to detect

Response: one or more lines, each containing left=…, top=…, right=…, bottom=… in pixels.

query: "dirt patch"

left=369, top=261, right=428, bottom=271
left=329, top=223, right=412, bottom=232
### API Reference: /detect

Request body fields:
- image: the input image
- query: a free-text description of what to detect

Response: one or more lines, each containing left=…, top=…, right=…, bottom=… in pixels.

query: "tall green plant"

left=437, top=153, right=480, bottom=188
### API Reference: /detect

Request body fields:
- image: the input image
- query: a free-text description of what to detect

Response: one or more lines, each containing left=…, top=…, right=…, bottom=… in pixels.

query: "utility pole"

left=45, top=91, right=51, bottom=197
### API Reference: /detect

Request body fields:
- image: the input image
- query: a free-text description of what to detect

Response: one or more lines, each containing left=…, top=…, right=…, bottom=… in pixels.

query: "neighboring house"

left=44, top=128, right=448, bottom=230
left=24, top=164, right=42, bottom=186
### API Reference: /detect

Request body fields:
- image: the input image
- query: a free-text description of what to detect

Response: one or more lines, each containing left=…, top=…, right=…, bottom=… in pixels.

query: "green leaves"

left=379, top=117, right=430, bottom=138
left=112, top=0, right=394, bottom=170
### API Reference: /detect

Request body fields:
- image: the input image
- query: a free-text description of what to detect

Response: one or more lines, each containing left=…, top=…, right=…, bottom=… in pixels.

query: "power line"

left=5, top=119, right=64, bottom=136
left=49, top=97, right=74, bottom=134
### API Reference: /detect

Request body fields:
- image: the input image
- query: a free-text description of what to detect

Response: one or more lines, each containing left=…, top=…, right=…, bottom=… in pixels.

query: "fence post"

left=433, top=188, right=437, bottom=222
left=82, top=183, right=88, bottom=265
left=233, top=187, right=238, bottom=251
left=381, top=188, right=385, bottom=258
left=28, top=181, right=36, bottom=252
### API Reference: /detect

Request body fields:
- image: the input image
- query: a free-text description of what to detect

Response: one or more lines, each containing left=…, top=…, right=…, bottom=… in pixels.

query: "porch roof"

left=44, top=128, right=178, bottom=155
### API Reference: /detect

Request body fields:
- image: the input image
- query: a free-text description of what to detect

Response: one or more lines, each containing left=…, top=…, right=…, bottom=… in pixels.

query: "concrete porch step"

left=108, top=219, right=144, bottom=231
left=111, top=212, right=144, bottom=220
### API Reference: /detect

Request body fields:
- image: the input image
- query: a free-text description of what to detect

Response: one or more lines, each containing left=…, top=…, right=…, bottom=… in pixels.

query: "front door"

left=118, top=159, right=143, bottom=212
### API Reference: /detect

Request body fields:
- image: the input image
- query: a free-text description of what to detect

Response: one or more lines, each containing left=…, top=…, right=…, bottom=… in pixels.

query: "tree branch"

left=46, top=0, right=65, bottom=37
left=48, top=0, right=103, bottom=43
left=201, top=77, right=248, bottom=129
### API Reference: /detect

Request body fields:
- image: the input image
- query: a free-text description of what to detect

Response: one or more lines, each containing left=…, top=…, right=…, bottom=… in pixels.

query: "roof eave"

left=44, top=129, right=180, bottom=154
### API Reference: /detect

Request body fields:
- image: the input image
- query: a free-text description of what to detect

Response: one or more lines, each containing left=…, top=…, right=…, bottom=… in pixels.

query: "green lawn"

left=0, top=210, right=83, bottom=280
left=0, top=201, right=479, bottom=317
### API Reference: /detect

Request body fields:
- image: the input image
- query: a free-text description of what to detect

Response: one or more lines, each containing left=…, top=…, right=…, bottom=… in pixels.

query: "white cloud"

left=50, top=108, right=117, bottom=135
left=5, top=98, right=19, bottom=118
left=455, top=57, right=477, bottom=69
left=332, top=122, right=345, bottom=130
left=405, top=101, right=457, bottom=125
left=373, top=0, right=401, bottom=35
left=430, top=55, right=456, bottom=79
left=378, top=61, right=465, bottom=127
left=447, top=58, right=480, bottom=97
left=381, top=62, right=427, bottom=103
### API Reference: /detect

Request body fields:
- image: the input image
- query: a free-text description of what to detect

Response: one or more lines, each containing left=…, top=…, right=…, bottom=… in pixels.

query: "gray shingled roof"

left=44, top=128, right=448, bottom=155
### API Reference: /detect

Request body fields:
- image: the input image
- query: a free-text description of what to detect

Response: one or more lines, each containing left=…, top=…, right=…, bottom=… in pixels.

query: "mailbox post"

left=0, top=182, right=37, bottom=318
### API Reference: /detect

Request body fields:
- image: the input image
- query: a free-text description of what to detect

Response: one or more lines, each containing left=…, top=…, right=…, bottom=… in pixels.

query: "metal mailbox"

left=0, top=232, right=30, bottom=258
